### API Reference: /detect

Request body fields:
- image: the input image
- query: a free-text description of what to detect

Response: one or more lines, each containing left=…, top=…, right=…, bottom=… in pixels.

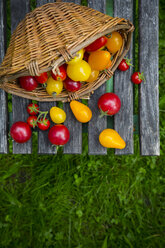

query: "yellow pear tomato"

left=106, top=32, right=123, bottom=54
left=50, top=107, right=66, bottom=124
left=70, top=100, right=92, bottom=123
left=67, top=60, right=91, bottom=81
left=46, top=76, right=63, bottom=96
left=67, top=49, right=84, bottom=65
left=86, top=69, right=99, bottom=83
left=88, top=50, right=111, bottom=71
left=99, top=129, right=126, bottom=149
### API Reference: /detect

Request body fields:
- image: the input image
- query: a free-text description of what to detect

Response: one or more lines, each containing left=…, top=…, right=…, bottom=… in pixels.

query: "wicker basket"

left=0, top=2, right=134, bottom=102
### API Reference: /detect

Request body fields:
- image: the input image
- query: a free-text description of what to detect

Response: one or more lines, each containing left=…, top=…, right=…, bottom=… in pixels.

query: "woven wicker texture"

left=0, top=2, right=134, bottom=102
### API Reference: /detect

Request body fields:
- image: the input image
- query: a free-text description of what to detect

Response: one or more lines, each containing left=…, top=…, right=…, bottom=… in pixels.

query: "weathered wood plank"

left=88, top=0, right=107, bottom=155
left=11, top=0, right=32, bottom=154
left=114, top=0, right=134, bottom=155
left=139, top=0, right=160, bottom=155
left=0, top=0, right=8, bottom=154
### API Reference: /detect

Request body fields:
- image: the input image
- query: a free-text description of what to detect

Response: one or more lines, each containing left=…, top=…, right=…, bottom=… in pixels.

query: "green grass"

left=0, top=0, right=165, bottom=247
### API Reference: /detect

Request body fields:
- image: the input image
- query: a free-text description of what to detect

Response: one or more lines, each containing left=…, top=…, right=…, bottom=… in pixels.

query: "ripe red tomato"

left=131, top=72, right=145, bottom=84
left=27, top=116, right=38, bottom=128
left=19, top=76, right=38, bottom=91
left=63, top=77, right=81, bottom=92
left=51, top=65, right=67, bottom=81
left=34, top=72, right=48, bottom=84
left=38, top=118, right=50, bottom=131
left=10, top=121, right=32, bottom=143
left=118, top=58, right=133, bottom=71
left=85, top=36, right=108, bottom=52
left=48, top=125, right=70, bottom=145
left=27, top=103, right=39, bottom=115
left=98, top=93, right=121, bottom=116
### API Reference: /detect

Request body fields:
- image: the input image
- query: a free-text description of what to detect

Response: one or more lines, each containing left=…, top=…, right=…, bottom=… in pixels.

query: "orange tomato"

left=106, top=32, right=123, bottom=54
left=86, top=69, right=99, bottom=83
left=70, top=100, right=92, bottom=123
left=105, top=60, right=112, bottom=69
left=99, top=129, right=126, bottom=149
left=88, top=50, right=111, bottom=71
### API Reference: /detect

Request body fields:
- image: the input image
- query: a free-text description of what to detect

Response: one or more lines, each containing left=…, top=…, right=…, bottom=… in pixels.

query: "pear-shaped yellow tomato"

left=106, top=32, right=123, bottom=54
left=88, top=50, right=111, bottom=71
left=50, top=107, right=66, bottom=124
left=67, top=49, right=84, bottom=65
left=99, top=129, right=126, bottom=149
left=86, top=69, right=99, bottom=83
left=70, top=100, right=92, bottom=123
left=46, top=76, right=63, bottom=96
left=67, top=60, right=91, bottom=81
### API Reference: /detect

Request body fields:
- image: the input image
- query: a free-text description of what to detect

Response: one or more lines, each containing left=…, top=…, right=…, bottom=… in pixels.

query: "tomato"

left=19, top=76, right=38, bottom=91
left=88, top=50, right=111, bottom=71
left=51, top=65, right=67, bottom=81
left=70, top=100, right=92, bottom=123
left=67, top=60, right=91, bottom=81
left=106, top=32, right=123, bottom=54
left=99, top=129, right=126, bottom=149
left=10, top=121, right=32, bottom=143
left=27, top=103, right=39, bottom=115
left=34, top=72, right=48, bottom=84
left=50, top=107, right=66, bottom=124
left=38, top=118, right=50, bottom=130
left=85, top=36, right=107, bottom=52
left=98, top=93, right=121, bottom=116
left=131, top=72, right=145, bottom=84
left=86, top=69, right=99, bottom=83
left=63, top=77, right=81, bottom=92
left=67, top=49, right=84, bottom=65
left=27, top=115, right=38, bottom=128
left=118, top=58, right=133, bottom=71
left=48, top=125, right=70, bottom=145
left=105, top=60, right=112, bottom=69
left=46, top=76, right=63, bottom=96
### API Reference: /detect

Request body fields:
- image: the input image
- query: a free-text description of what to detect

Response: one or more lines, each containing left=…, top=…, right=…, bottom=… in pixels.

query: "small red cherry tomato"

left=51, top=65, right=67, bottom=81
left=27, top=103, right=39, bottom=115
left=10, top=121, right=32, bottom=143
left=19, top=76, right=38, bottom=91
left=131, top=72, right=145, bottom=84
left=63, top=77, right=81, bottom=92
left=37, top=118, right=50, bottom=131
left=98, top=93, right=121, bottom=116
left=34, top=72, right=48, bottom=84
left=48, top=125, right=70, bottom=145
left=118, top=58, right=133, bottom=71
left=27, top=116, right=38, bottom=128
left=85, top=36, right=108, bottom=52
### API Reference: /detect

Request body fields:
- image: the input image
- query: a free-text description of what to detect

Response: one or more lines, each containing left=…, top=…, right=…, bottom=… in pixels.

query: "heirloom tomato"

left=98, top=93, right=121, bottom=116
left=99, top=129, right=126, bottom=149
left=48, top=125, right=70, bottom=145
left=85, top=36, right=107, bottom=52
left=86, top=69, right=99, bottom=83
left=67, top=49, right=84, bottom=65
left=63, top=77, right=81, bottom=92
left=46, top=76, right=63, bottom=96
left=10, top=121, right=32, bottom=143
left=106, top=31, right=123, bottom=54
left=34, top=72, right=48, bottom=84
left=88, top=50, right=111, bottom=71
left=19, top=76, right=38, bottom=91
left=67, top=60, right=91, bottom=81
left=70, top=100, right=92, bottom=123
left=50, top=107, right=66, bottom=124
left=51, top=65, right=66, bottom=81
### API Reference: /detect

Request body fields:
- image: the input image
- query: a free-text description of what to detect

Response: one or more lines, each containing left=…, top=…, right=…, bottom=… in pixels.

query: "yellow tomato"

left=46, top=76, right=63, bottom=96
left=88, top=50, right=111, bottom=71
left=67, top=49, right=84, bottom=65
left=70, top=100, right=92, bottom=123
left=99, top=129, right=126, bottom=149
left=105, top=60, right=112, bottom=69
left=67, top=60, right=91, bottom=81
left=86, top=69, right=99, bottom=83
left=106, top=32, right=123, bottom=54
left=50, top=107, right=66, bottom=124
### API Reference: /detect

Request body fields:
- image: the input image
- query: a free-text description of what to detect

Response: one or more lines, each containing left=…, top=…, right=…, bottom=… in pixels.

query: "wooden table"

left=0, top=0, right=160, bottom=155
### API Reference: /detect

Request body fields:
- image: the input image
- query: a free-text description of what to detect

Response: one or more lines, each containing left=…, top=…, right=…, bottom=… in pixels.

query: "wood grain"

left=114, top=0, right=134, bottom=155
left=139, top=0, right=160, bottom=155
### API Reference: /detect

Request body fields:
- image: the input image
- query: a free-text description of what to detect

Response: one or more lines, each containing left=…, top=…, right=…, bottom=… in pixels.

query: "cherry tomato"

left=19, top=76, right=38, bottom=91
left=85, top=36, right=107, bottom=52
left=98, top=93, right=121, bottom=116
left=86, top=69, right=99, bottom=83
left=67, top=49, right=84, bottom=65
left=106, top=32, right=123, bottom=54
left=67, top=60, right=91, bottom=81
left=46, top=76, right=63, bottom=96
left=10, top=121, right=32, bottom=143
left=48, top=125, right=70, bottom=145
left=63, top=77, right=81, bottom=92
left=34, top=72, right=48, bottom=84
left=88, top=50, right=111, bottom=71
left=51, top=65, right=67, bottom=81
left=131, top=72, right=145, bottom=84
left=118, top=58, right=133, bottom=71
left=27, top=103, right=39, bottom=115
left=99, top=129, right=126, bottom=149
left=70, top=100, right=92, bottom=123
left=105, top=60, right=112, bottom=69
left=38, top=118, right=50, bottom=131
left=27, top=115, right=38, bottom=128
left=49, top=107, right=66, bottom=124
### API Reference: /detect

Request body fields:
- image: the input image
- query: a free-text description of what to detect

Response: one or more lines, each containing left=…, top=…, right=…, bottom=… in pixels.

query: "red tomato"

left=131, top=72, right=145, bottom=84
left=27, top=116, right=38, bottom=128
left=27, top=103, right=39, bottom=115
left=19, top=76, right=38, bottom=91
left=38, top=118, right=50, bottom=131
left=98, top=93, right=121, bottom=116
left=51, top=65, right=67, bottom=81
left=63, top=77, right=81, bottom=92
left=118, top=58, right=133, bottom=71
left=34, top=72, right=48, bottom=84
left=10, top=121, right=32, bottom=143
left=48, top=125, right=70, bottom=145
left=85, top=36, right=108, bottom=52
